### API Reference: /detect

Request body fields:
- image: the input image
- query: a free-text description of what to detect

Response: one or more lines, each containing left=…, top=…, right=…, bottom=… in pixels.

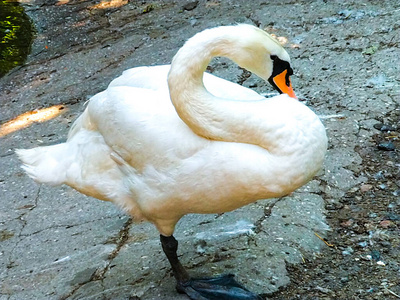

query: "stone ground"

left=0, top=0, right=399, bottom=299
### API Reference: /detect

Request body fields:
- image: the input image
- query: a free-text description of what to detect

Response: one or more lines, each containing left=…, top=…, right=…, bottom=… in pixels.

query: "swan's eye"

left=270, top=55, right=278, bottom=61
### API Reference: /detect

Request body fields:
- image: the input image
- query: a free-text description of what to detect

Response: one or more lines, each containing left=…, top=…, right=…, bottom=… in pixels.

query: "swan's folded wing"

left=86, top=86, right=208, bottom=172
left=108, top=65, right=171, bottom=92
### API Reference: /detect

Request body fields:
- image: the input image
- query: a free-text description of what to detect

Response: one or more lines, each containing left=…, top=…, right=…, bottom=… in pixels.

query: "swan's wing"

left=108, top=65, right=171, bottom=92
left=86, top=86, right=207, bottom=171
left=108, top=65, right=264, bottom=101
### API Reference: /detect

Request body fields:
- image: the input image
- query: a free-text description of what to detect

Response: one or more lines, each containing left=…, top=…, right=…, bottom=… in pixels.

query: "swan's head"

left=225, top=24, right=297, bottom=99
left=171, top=24, right=296, bottom=99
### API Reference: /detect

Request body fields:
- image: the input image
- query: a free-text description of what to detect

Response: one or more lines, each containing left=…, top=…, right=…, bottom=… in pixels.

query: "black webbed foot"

left=160, top=235, right=263, bottom=300
left=176, top=274, right=263, bottom=300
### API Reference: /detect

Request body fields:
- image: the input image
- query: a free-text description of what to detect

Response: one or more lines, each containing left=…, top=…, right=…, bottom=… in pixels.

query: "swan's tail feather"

left=16, top=144, right=71, bottom=186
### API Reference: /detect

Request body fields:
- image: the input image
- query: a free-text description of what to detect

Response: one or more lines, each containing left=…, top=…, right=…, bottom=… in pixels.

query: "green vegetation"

left=0, top=0, right=35, bottom=77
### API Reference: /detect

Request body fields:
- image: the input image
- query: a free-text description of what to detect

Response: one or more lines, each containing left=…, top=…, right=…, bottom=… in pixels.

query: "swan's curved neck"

left=168, top=29, right=259, bottom=144
left=167, top=28, right=325, bottom=160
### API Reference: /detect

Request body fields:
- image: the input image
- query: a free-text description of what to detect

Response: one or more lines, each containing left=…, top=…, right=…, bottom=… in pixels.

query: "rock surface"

left=1, top=1, right=399, bottom=299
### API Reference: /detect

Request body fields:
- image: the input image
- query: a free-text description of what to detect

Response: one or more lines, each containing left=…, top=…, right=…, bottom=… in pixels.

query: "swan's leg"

left=160, top=234, right=190, bottom=283
left=160, top=235, right=263, bottom=300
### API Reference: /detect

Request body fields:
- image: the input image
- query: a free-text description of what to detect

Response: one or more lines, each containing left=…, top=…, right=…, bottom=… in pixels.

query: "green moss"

left=0, top=0, right=35, bottom=77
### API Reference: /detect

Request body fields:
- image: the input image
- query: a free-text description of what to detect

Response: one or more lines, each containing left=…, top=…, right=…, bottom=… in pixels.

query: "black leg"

left=160, top=235, right=263, bottom=300
left=160, top=235, right=190, bottom=283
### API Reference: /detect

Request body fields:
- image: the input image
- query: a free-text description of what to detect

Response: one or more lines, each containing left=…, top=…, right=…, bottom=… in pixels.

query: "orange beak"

left=272, top=69, right=297, bottom=99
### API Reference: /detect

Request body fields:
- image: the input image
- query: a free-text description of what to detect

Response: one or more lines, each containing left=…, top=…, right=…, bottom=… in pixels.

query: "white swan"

left=17, top=24, right=327, bottom=299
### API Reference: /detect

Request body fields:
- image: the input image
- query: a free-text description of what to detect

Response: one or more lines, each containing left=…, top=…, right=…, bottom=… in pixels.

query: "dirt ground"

left=1, top=0, right=400, bottom=299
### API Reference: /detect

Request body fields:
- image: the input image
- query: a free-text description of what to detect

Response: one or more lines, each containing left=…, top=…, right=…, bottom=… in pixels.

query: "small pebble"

left=183, top=1, right=199, bottom=11
left=377, top=141, right=395, bottom=151
left=373, top=123, right=396, bottom=132
left=380, top=220, right=394, bottom=228
left=378, top=183, right=386, bottom=190
left=374, top=171, right=385, bottom=180
left=360, top=184, right=373, bottom=192
left=190, top=18, right=198, bottom=26
left=392, top=189, right=400, bottom=196
left=340, top=219, right=353, bottom=227
left=340, top=276, right=349, bottom=283
left=342, top=246, right=354, bottom=256
left=358, top=241, right=368, bottom=248
left=370, top=250, right=380, bottom=260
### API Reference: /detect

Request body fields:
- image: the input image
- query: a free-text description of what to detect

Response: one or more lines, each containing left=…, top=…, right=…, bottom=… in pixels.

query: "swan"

left=16, top=24, right=327, bottom=299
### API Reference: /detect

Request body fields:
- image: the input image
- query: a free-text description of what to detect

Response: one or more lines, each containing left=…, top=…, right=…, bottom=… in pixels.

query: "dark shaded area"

left=0, top=0, right=35, bottom=77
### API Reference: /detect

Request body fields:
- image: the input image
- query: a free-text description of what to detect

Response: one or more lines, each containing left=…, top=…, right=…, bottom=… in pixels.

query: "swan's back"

left=109, top=65, right=264, bottom=101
